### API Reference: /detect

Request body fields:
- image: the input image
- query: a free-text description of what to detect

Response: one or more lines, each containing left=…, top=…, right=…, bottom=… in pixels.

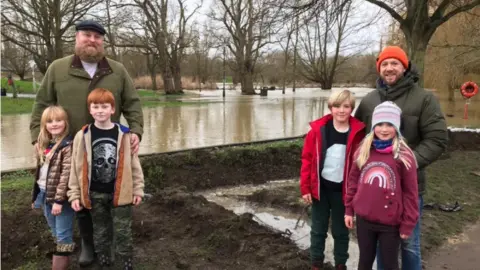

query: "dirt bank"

left=1, top=186, right=309, bottom=269
left=139, top=130, right=479, bottom=193
left=140, top=140, right=303, bottom=193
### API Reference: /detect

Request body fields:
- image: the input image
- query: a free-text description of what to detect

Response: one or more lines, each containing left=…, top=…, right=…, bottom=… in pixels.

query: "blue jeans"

left=376, top=196, right=423, bottom=270
left=34, top=189, right=75, bottom=245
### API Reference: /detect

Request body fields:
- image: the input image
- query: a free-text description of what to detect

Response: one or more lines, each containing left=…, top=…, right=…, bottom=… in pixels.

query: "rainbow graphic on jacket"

left=359, top=161, right=397, bottom=191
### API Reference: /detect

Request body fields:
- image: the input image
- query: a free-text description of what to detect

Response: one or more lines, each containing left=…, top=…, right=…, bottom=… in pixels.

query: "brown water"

left=1, top=88, right=479, bottom=171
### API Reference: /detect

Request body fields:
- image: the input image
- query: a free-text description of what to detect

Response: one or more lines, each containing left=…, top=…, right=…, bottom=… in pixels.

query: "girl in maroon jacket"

left=344, top=101, right=419, bottom=270
left=300, top=90, right=365, bottom=270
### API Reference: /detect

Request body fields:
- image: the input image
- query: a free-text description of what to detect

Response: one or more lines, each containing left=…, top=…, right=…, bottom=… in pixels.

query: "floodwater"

left=1, top=88, right=479, bottom=171
left=197, top=179, right=363, bottom=269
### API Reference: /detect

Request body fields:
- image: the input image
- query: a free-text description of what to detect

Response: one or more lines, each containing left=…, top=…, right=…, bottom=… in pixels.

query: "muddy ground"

left=2, top=186, right=310, bottom=269
left=2, top=131, right=479, bottom=269
left=426, top=221, right=480, bottom=270
left=241, top=151, right=480, bottom=267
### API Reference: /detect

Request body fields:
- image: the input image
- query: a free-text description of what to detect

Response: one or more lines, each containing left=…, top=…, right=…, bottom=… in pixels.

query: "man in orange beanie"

left=354, top=46, right=448, bottom=270
left=375, top=46, right=409, bottom=85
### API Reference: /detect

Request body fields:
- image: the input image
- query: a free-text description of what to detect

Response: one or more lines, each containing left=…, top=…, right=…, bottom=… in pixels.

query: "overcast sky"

left=185, top=0, right=392, bottom=56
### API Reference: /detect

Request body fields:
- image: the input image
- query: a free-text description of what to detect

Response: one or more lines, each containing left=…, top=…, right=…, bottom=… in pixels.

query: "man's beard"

left=75, top=44, right=105, bottom=63
left=381, top=72, right=404, bottom=86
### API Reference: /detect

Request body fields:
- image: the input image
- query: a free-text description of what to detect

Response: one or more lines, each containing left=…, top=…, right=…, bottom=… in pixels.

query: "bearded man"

left=29, top=20, right=144, bottom=267
left=354, top=46, right=447, bottom=270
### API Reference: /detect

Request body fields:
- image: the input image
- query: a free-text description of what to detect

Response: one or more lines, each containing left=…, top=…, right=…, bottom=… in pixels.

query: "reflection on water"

left=1, top=88, right=479, bottom=171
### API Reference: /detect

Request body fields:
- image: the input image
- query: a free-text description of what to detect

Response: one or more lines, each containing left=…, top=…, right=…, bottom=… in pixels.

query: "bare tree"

left=299, top=0, right=368, bottom=89
left=117, top=0, right=200, bottom=94
left=364, top=0, right=480, bottom=84
left=292, top=1, right=300, bottom=92
left=210, top=0, right=282, bottom=95
left=192, top=24, right=215, bottom=88
left=168, top=0, right=202, bottom=93
left=1, top=40, right=30, bottom=80
left=277, top=7, right=298, bottom=94
left=1, top=0, right=101, bottom=73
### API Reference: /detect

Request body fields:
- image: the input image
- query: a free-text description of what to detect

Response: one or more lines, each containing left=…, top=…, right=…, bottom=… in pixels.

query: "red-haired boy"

left=67, top=88, right=144, bottom=269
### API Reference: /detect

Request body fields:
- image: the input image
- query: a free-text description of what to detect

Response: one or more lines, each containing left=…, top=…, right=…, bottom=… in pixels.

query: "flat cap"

left=75, top=20, right=106, bottom=35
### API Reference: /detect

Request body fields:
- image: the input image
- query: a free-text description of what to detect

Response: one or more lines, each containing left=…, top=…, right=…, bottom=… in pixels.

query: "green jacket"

left=354, top=64, right=448, bottom=194
left=30, top=55, right=143, bottom=142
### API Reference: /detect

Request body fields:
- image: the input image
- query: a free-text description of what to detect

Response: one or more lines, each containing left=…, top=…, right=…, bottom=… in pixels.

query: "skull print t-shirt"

left=90, top=124, right=119, bottom=193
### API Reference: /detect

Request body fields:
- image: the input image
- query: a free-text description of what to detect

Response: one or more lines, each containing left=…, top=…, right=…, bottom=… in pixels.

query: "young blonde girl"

left=31, top=105, right=75, bottom=270
left=344, top=101, right=419, bottom=270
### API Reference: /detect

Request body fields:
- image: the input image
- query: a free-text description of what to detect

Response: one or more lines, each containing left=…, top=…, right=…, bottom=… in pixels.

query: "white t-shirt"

left=81, top=61, right=98, bottom=78
left=37, top=163, right=49, bottom=190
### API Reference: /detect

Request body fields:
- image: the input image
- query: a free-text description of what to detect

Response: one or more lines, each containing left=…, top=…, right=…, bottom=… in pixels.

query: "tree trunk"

left=322, top=80, right=333, bottom=90
left=241, top=71, right=255, bottom=95
left=146, top=55, right=157, bottom=90
left=407, top=41, right=428, bottom=87
left=292, top=0, right=299, bottom=93
left=150, top=72, right=158, bottom=91
left=402, top=23, right=433, bottom=87
left=162, top=69, right=176, bottom=94
left=292, top=48, right=297, bottom=92
left=173, top=66, right=183, bottom=93
left=282, top=50, right=289, bottom=94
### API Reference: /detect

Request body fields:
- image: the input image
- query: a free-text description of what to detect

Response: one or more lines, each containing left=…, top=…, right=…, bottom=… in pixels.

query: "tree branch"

left=431, top=0, right=480, bottom=28
left=364, top=0, right=404, bottom=23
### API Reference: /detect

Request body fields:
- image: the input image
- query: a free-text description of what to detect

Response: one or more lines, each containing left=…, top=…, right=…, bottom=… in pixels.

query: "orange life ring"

left=460, top=81, right=478, bottom=98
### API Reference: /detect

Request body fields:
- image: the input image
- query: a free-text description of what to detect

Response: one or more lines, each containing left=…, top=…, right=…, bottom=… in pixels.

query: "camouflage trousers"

left=90, top=191, right=133, bottom=263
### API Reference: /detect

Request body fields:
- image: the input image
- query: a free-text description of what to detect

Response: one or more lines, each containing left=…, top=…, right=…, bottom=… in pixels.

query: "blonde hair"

left=37, top=106, right=70, bottom=165
left=328, top=89, right=356, bottom=110
left=356, top=132, right=416, bottom=170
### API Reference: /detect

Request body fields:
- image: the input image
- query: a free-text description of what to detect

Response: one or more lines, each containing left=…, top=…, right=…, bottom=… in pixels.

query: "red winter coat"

left=300, top=114, right=365, bottom=202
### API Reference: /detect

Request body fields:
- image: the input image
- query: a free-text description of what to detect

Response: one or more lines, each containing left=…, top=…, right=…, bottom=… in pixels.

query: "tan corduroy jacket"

left=67, top=124, right=144, bottom=208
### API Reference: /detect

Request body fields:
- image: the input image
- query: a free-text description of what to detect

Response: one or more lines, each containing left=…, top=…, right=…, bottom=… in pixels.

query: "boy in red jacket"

left=300, top=90, right=365, bottom=270
left=344, top=101, right=419, bottom=270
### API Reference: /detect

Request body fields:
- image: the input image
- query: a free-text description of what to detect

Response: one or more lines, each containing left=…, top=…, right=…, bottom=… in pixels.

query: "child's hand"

left=133, top=196, right=142, bottom=206
left=71, top=200, right=83, bottom=212
left=302, top=194, right=312, bottom=205
left=344, top=215, right=354, bottom=229
left=52, top=203, right=63, bottom=216
left=400, top=234, right=409, bottom=240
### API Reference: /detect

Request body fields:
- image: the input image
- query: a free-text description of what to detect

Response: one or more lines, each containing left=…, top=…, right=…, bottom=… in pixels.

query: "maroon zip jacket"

left=299, top=114, right=365, bottom=203
left=345, top=147, right=419, bottom=236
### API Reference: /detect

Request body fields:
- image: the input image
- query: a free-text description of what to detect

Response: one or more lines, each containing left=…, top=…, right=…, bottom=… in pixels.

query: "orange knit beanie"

left=376, top=46, right=409, bottom=72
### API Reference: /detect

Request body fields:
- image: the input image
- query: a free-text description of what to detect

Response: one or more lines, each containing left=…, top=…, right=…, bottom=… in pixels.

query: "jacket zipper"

left=316, top=137, right=320, bottom=198
left=112, top=124, right=122, bottom=206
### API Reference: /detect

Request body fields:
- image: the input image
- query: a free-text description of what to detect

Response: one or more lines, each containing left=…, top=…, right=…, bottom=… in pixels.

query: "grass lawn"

left=421, top=151, right=480, bottom=256
left=1, top=90, right=211, bottom=115
left=1, top=170, right=33, bottom=213
left=1, top=78, right=37, bottom=94
left=1, top=97, right=35, bottom=114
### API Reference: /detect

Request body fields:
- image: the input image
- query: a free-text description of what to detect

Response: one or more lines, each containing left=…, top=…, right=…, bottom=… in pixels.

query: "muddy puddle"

left=197, top=180, right=363, bottom=269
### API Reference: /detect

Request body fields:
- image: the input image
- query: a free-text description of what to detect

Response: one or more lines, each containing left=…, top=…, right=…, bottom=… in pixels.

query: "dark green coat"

left=30, top=55, right=143, bottom=142
left=354, top=65, right=448, bottom=194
